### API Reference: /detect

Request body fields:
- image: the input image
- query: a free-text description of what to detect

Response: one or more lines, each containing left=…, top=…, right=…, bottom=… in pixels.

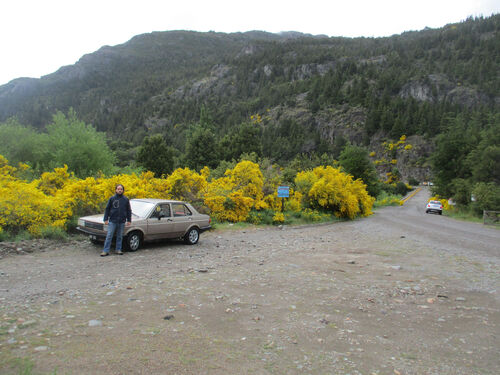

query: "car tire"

left=439, top=211, right=442, bottom=215
left=125, top=231, right=142, bottom=251
left=184, top=227, right=199, bottom=245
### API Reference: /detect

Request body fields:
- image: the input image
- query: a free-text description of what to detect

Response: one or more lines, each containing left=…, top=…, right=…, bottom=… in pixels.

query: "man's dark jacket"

left=103, top=194, right=132, bottom=223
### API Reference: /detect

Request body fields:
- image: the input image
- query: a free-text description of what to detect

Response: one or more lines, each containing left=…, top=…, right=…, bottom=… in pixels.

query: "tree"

left=136, top=134, right=175, bottom=177
left=44, top=110, right=116, bottom=177
left=338, top=144, right=380, bottom=197
left=430, top=116, right=477, bottom=197
left=185, top=124, right=219, bottom=170
left=219, top=122, right=262, bottom=161
left=0, top=118, right=43, bottom=170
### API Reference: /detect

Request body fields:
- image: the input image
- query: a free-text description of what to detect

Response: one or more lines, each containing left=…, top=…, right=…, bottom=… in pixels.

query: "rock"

left=163, top=315, right=174, bottom=320
left=34, top=346, right=48, bottom=351
left=88, top=320, right=102, bottom=327
left=391, top=266, right=402, bottom=270
left=455, top=297, right=466, bottom=302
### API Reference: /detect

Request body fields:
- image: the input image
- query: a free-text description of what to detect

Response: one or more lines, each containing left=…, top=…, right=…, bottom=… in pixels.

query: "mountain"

left=0, top=15, right=498, bottom=181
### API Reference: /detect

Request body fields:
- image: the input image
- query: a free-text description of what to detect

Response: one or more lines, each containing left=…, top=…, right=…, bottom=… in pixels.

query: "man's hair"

left=115, top=184, right=125, bottom=192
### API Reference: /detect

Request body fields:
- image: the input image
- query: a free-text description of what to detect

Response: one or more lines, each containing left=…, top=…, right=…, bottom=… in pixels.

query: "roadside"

left=1, top=187, right=499, bottom=374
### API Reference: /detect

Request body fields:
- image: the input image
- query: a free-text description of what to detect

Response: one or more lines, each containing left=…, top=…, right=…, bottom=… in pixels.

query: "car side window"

left=151, top=204, right=171, bottom=218
left=172, top=203, right=192, bottom=217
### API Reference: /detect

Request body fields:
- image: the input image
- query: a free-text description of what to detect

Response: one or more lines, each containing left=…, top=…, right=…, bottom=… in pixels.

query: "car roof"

left=131, top=198, right=186, bottom=204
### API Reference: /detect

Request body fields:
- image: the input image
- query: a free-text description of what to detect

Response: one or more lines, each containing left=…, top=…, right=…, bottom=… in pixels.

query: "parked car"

left=77, top=199, right=211, bottom=251
left=425, top=200, right=443, bottom=215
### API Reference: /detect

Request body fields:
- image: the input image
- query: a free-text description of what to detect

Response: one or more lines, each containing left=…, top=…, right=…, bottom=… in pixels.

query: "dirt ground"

left=1, top=187, right=499, bottom=375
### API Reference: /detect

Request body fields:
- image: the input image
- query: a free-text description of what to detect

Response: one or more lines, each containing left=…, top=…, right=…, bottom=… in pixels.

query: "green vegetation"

left=136, top=134, right=175, bottom=177
left=431, top=112, right=500, bottom=212
left=0, top=110, right=115, bottom=178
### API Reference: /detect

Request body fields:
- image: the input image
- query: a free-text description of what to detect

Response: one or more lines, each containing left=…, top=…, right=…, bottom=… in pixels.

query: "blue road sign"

left=277, top=186, right=290, bottom=198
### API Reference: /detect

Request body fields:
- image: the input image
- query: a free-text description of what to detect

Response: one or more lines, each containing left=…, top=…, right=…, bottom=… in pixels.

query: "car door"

left=146, top=203, right=176, bottom=240
left=171, top=203, right=194, bottom=236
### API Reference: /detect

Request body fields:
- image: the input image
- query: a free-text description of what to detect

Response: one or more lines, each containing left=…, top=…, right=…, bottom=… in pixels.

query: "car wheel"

left=184, top=227, right=199, bottom=245
left=425, top=210, right=429, bottom=214
left=439, top=211, right=442, bottom=215
left=125, top=231, right=142, bottom=251
left=90, top=238, right=101, bottom=245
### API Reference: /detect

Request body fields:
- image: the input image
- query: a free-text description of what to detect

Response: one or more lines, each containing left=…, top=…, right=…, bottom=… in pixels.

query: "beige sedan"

left=77, top=199, right=211, bottom=251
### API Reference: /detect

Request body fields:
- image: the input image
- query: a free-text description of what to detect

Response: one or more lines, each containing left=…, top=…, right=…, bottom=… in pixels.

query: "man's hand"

left=104, top=220, right=109, bottom=225
left=126, top=221, right=131, bottom=226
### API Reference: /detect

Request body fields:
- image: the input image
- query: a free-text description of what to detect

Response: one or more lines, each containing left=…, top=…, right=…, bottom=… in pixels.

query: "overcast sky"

left=1, top=0, right=498, bottom=85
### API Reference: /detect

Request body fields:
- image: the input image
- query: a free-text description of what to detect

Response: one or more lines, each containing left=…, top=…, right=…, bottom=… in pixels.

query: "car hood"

left=79, top=214, right=146, bottom=224
left=80, top=214, right=104, bottom=223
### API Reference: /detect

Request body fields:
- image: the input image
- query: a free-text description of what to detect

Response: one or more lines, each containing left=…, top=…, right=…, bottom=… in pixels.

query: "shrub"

left=394, top=181, right=411, bottom=196
left=272, top=212, right=285, bottom=224
left=408, top=177, right=419, bottom=186
left=471, top=182, right=500, bottom=214
left=204, top=161, right=264, bottom=222
left=295, top=166, right=374, bottom=219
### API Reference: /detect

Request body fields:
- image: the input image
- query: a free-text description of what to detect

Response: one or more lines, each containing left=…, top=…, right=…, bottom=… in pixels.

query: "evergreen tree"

left=136, top=134, right=175, bottom=177
left=338, top=144, right=380, bottom=197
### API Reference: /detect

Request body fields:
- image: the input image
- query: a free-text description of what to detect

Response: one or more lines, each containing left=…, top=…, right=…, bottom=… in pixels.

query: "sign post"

left=277, top=186, right=290, bottom=212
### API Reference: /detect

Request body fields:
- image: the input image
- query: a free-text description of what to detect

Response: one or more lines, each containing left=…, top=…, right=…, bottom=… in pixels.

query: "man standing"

left=101, top=184, right=132, bottom=256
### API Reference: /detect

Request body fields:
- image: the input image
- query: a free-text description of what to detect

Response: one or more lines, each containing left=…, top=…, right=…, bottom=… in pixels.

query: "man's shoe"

left=115, top=250, right=123, bottom=255
left=100, top=252, right=109, bottom=257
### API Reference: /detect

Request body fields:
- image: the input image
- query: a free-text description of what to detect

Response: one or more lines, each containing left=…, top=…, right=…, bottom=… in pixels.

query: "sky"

left=1, top=0, right=498, bottom=86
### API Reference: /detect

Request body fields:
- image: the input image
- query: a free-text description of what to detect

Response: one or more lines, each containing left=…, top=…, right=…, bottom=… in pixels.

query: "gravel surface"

left=1, top=187, right=499, bottom=374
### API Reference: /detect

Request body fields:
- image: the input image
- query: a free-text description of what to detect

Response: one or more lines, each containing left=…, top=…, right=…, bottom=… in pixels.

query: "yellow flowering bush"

left=429, top=196, right=451, bottom=211
left=204, top=161, right=265, bottom=222
left=272, top=212, right=285, bottom=224
left=295, top=166, right=374, bottom=219
left=164, top=168, right=207, bottom=202
left=0, top=158, right=70, bottom=235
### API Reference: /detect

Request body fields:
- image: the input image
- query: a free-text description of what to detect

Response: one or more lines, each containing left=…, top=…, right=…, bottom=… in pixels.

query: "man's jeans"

left=103, top=221, right=125, bottom=253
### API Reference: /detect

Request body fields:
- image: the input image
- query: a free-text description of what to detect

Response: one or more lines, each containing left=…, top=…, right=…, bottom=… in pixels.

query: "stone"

left=88, top=320, right=102, bottom=327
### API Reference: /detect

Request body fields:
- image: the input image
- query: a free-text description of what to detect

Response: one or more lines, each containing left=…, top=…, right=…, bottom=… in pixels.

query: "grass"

left=443, top=208, right=484, bottom=224
left=210, top=209, right=337, bottom=230
left=0, top=356, right=58, bottom=375
left=373, top=191, right=403, bottom=208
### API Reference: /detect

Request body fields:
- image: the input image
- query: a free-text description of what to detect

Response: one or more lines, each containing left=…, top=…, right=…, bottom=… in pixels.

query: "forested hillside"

left=0, top=14, right=498, bottom=212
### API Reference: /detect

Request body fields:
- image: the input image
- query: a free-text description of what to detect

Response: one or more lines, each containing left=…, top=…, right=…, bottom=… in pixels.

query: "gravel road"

left=1, top=187, right=499, bottom=374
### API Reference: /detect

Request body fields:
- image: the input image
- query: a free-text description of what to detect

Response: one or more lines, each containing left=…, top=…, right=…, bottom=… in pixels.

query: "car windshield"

left=130, top=200, right=156, bottom=218
left=430, top=201, right=441, bottom=204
